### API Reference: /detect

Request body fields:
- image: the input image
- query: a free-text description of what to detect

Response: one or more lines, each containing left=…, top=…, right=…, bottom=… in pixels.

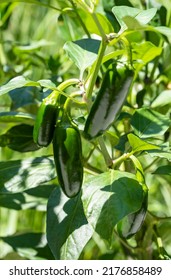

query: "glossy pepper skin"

left=117, top=187, right=148, bottom=239
left=33, top=92, right=58, bottom=147
left=84, top=64, right=134, bottom=139
left=53, top=119, right=83, bottom=198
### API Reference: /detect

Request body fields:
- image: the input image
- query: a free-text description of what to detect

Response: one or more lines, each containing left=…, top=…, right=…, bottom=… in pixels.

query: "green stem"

left=57, top=78, right=80, bottom=92
left=86, top=40, right=107, bottom=104
left=70, top=0, right=91, bottom=38
left=120, top=37, right=133, bottom=67
left=47, top=78, right=80, bottom=105
left=112, top=152, right=133, bottom=169
left=98, top=137, right=113, bottom=168
left=63, top=91, right=82, bottom=112
left=91, top=13, right=107, bottom=40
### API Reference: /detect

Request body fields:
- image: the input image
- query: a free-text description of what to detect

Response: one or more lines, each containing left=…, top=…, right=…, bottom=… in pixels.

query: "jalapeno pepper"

left=33, top=79, right=79, bottom=147
left=53, top=115, right=83, bottom=198
left=117, top=186, right=148, bottom=239
left=84, top=64, right=134, bottom=139
left=33, top=91, right=58, bottom=147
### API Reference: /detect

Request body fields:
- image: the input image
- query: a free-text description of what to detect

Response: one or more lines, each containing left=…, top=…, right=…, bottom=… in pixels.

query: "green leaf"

left=135, top=8, right=157, bottom=25
left=0, top=124, right=40, bottom=152
left=14, top=39, right=54, bottom=53
left=1, top=233, right=54, bottom=260
left=47, top=188, right=93, bottom=260
left=24, top=183, right=56, bottom=198
left=149, top=150, right=171, bottom=161
left=132, top=41, right=162, bottom=65
left=82, top=170, right=143, bottom=242
left=0, top=76, right=39, bottom=96
left=0, top=112, right=35, bottom=125
left=9, top=87, right=40, bottom=110
left=112, top=6, right=140, bottom=32
left=128, top=133, right=160, bottom=153
left=63, top=39, right=100, bottom=77
left=158, top=221, right=171, bottom=256
left=38, top=79, right=56, bottom=90
left=112, top=6, right=157, bottom=32
left=105, top=131, right=119, bottom=147
left=131, top=108, right=170, bottom=138
left=0, top=193, right=25, bottom=210
left=0, top=157, right=56, bottom=193
left=155, top=26, right=171, bottom=41
left=153, top=165, right=171, bottom=175
left=123, top=16, right=142, bottom=30
left=82, top=11, right=113, bottom=35
left=151, top=90, right=171, bottom=108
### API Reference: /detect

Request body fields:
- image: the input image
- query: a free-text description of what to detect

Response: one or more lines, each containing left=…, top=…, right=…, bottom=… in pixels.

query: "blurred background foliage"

left=0, top=0, right=171, bottom=260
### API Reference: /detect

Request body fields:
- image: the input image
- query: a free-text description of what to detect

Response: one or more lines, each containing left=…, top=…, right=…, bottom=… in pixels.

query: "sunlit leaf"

left=132, top=41, right=162, bottom=65
left=0, top=157, right=56, bottom=193
left=63, top=38, right=100, bottom=77
left=128, top=133, right=160, bottom=153
left=47, top=188, right=93, bottom=260
left=131, top=108, right=170, bottom=138
left=151, top=90, right=171, bottom=108
left=0, top=76, right=39, bottom=96
left=82, top=170, right=143, bottom=242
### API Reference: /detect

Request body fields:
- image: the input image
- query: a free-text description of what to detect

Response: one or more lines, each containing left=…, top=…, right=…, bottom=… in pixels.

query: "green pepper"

left=33, top=91, right=58, bottom=147
left=53, top=115, right=83, bottom=198
left=84, top=64, right=134, bottom=139
left=117, top=186, right=148, bottom=239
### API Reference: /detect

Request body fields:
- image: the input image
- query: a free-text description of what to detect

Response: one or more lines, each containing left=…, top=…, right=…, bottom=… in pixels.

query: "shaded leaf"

left=47, top=188, right=93, bottom=260
left=1, top=233, right=54, bottom=260
left=82, top=170, right=143, bottom=242
left=0, top=157, right=56, bottom=193
left=0, top=111, right=35, bottom=125
left=153, top=165, right=171, bottom=175
left=9, top=87, right=40, bottom=110
left=0, top=124, right=40, bottom=152
left=24, top=183, right=56, bottom=198
left=0, top=193, right=25, bottom=210
left=131, top=108, right=170, bottom=138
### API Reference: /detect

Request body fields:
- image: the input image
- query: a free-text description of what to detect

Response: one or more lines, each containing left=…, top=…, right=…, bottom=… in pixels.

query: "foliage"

left=0, top=0, right=171, bottom=260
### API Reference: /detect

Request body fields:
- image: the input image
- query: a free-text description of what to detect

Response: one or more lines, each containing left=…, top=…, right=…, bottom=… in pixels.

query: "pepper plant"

left=0, top=0, right=171, bottom=260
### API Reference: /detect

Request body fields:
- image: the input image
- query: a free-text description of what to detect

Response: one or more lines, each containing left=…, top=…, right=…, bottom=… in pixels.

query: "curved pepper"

left=84, top=64, right=134, bottom=139
left=33, top=91, right=58, bottom=147
left=117, top=186, right=148, bottom=239
left=53, top=116, right=83, bottom=198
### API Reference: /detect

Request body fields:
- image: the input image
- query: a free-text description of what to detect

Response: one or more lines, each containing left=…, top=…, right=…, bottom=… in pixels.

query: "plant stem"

left=98, top=137, right=113, bottom=168
left=86, top=40, right=107, bottom=105
left=85, top=13, right=108, bottom=105
left=112, top=152, right=133, bottom=169
left=91, top=13, right=107, bottom=40
left=70, top=0, right=91, bottom=38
